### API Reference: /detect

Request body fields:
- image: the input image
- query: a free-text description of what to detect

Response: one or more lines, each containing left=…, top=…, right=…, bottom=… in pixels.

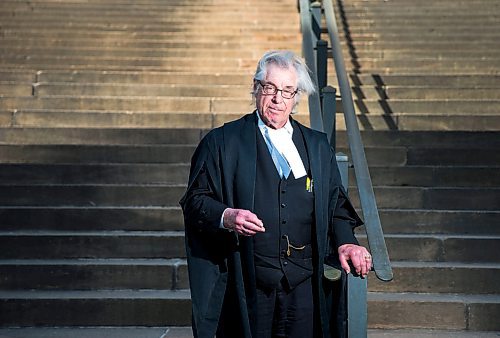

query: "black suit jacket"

left=180, top=112, right=363, bottom=338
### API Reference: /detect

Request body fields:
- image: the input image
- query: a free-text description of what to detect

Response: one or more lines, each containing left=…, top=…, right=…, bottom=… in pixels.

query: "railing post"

left=347, top=274, right=368, bottom=338
left=321, top=86, right=336, bottom=150
left=311, top=1, right=322, bottom=41
left=337, top=152, right=368, bottom=338
left=335, top=153, right=348, bottom=191
left=299, top=0, right=324, bottom=131
left=316, top=39, right=328, bottom=93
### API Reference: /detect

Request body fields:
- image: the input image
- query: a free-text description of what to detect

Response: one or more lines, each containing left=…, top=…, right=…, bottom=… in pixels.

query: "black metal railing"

left=299, top=0, right=393, bottom=336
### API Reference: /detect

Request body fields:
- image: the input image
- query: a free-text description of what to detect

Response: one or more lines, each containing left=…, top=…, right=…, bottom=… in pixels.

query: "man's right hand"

left=223, top=208, right=265, bottom=236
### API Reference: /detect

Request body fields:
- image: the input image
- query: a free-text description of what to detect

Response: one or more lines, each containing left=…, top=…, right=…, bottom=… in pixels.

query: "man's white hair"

left=252, top=50, right=316, bottom=107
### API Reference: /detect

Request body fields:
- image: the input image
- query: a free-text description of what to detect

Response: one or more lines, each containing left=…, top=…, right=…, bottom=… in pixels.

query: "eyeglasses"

left=258, top=81, right=298, bottom=99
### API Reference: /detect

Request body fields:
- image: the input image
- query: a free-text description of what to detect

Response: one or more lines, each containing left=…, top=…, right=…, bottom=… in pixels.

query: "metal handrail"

left=323, top=0, right=392, bottom=282
left=299, top=0, right=393, bottom=282
left=299, top=0, right=324, bottom=132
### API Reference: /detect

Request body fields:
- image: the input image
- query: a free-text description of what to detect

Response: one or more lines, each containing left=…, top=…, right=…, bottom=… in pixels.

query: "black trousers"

left=255, top=277, right=314, bottom=338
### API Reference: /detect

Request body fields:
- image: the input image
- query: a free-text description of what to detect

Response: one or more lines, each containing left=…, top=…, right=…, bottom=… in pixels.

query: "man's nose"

left=272, top=92, right=283, bottom=103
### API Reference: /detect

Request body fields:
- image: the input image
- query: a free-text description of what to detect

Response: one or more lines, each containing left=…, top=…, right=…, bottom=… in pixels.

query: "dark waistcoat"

left=253, top=126, right=315, bottom=290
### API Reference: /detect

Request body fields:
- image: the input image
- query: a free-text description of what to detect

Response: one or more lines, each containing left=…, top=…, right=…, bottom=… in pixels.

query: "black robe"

left=180, top=112, right=363, bottom=338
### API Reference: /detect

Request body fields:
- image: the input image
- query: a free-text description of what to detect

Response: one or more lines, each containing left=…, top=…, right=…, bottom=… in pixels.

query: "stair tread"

left=0, top=258, right=186, bottom=265
left=0, top=289, right=191, bottom=299
left=0, top=230, right=183, bottom=236
left=368, top=292, right=500, bottom=303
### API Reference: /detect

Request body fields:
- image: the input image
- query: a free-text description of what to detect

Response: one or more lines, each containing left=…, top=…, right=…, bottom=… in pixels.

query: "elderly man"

left=180, top=50, right=372, bottom=338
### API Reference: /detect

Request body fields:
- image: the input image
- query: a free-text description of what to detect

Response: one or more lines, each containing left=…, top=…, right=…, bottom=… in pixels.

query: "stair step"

left=34, top=83, right=250, bottom=98
left=355, top=87, right=500, bottom=100
left=0, top=144, right=411, bottom=166
left=7, top=110, right=500, bottom=130
left=36, top=70, right=251, bottom=85
left=368, top=261, right=500, bottom=294
left=357, top=234, right=500, bottom=263
left=0, top=186, right=498, bottom=210
left=357, top=166, right=500, bottom=187
left=368, top=292, right=500, bottom=331
left=0, top=206, right=184, bottom=232
left=2, top=129, right=498, bottom=148
left=1, top=164, right=498, bottom=187
left=0, top=128, right=203, bottom=145
left=1, top=230, right=498, bottom=263
left=2, top=58, right=496, bottom=74
left=0, top=82, right=32, bottom=96
left=4, top=110, right=220, bottom=129
left=0, top=327, right=190, bottom=338
left=0, top=289, right=192, bottom=326
left=15, top=46, right=500, bottom=60
left=0, top=144, right=196, bottom=164
left=2, top=258, right=498, bottom=295
left=373, top=114, right=500, bottom=131
left=0, top=328, right=496, bottom=338
left=0, top=290, right=498, bottom=329
left=9, top=81, right=500, bottom=102
left=0, top=126, right=500, bottom=149
left=378, top=209, right=500, bottom=235
left=404, top=148, right=500, bottom=166
left=0, top=111, right=11, bottom=127
left=26, top=71, right=500, bottom=88
left=0, top=207, right=497, bottom=235
left=0, top=70, right=35, bottom=82
left=0, top=163, right=190, bottom=185
left=0, top=184, right=185, bottom=206
left=351, top=74, right=500, bottom=88
left=350, top=187, right=500, bottom=210
left=368, top=329, right=500, bottom=338
left=0, top=231, right=185, bottom=259
left=0, top=258, right=188, bottom=290
left=0, top=96, right=214, bottom=113
left=0, top=36, right=301, bottom=50
left=350, top=100, right=500, bottom=115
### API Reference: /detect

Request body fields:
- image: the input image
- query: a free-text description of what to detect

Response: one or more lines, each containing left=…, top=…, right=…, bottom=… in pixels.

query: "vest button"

left=282, top=219, right=287, bottom=224
left=283, top=261, right=288, bottom=266
left=281, top=203, right=286, bottom=208
left=281, top=189, right=286, bottom=194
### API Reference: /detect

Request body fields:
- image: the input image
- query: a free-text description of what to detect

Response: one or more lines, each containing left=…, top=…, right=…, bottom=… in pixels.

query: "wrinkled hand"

left=223, top=208, right=265, bottom=236
left=338, top=244, right=372, bottom=277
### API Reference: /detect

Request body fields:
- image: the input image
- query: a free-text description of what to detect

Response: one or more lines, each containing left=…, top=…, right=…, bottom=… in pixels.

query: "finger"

left=360, top=258, right=368, bottom=277
left=365, top=254, right=373, bottom=273
left=355, top=252, right=366, bottom=276
left=244, top=221, right=265, bottom=233
left=238, top=227, right=253, bottom=236
left=237, top=222, right=262, bottom=236
left=244, top=212, right=264, bottom=228
left=339, top=254, right=350, bottom=274
left=350, top=255, right=362, bottom=275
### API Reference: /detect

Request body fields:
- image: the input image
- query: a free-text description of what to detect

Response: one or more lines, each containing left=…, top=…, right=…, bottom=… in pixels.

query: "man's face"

left=256, top=64, right=298, bottom=129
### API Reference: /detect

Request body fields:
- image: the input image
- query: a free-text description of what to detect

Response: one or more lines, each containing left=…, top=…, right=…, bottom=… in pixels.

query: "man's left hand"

left=338, top=244, right=372, bottom=278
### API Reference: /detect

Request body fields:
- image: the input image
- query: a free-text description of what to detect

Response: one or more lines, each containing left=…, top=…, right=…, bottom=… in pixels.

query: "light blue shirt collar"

left=255, top=110, right=293, bottom=137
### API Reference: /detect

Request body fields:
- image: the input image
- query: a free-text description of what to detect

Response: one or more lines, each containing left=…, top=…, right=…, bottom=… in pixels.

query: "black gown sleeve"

left=182, top=163, right=228, bottom=232
left=328, top=151, right=364, bottom=248
left=180, top=131, right=229, bottom=233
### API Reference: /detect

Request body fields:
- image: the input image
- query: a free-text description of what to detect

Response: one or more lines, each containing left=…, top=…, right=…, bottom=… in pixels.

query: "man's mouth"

left=268, top=107, right=282, bottom=113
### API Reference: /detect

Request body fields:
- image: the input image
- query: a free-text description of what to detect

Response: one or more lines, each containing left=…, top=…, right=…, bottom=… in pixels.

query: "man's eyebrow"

left=263, top=81, right=296, bottom=89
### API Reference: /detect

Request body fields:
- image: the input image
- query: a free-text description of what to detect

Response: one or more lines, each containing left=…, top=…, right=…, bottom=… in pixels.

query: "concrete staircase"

left=0, top=0, right=499, bottom=337
left=330, top=0, right=500, bottom=333
left=0, top=0, right=303, bottom=330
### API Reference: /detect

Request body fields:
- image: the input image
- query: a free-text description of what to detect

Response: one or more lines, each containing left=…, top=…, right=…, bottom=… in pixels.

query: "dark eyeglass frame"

left=257, top=81, right=299, bottom=99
